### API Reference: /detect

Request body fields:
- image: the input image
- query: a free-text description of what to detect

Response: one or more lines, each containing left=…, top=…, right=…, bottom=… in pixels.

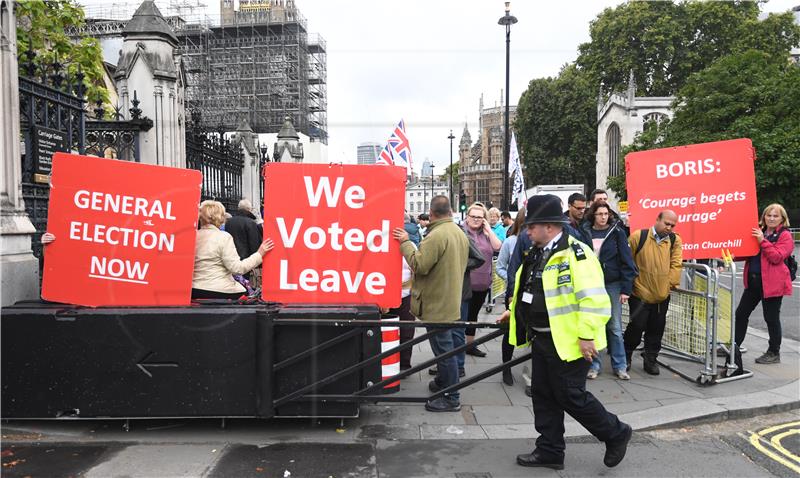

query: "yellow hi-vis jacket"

left=509, top=235, right=611, bottom=362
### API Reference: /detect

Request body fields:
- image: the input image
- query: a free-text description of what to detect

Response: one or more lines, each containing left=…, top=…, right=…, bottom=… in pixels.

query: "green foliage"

left=622, top=51, right=800, bottom=210
left=440, top=161, right=460, bottom=190
left=16, top=0, right=108, bottom=105
left=577, top=1, right=800, bottom=97
left=514, top=63, right=596, bottom=191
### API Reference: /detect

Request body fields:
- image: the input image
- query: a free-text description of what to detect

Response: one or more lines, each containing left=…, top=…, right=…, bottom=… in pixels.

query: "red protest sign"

left=262, top=163, right=405, bottom=307
left=625, top=138, right=759, bottom=260
left=42, top=153, right=202, bottom=306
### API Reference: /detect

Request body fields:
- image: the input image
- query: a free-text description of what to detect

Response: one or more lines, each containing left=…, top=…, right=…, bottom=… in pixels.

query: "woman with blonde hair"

left=461, top=202, right=502, bottom=356
left=730, top=203, right=794, bottom=374
left=192, top=200, right=274, bottom=300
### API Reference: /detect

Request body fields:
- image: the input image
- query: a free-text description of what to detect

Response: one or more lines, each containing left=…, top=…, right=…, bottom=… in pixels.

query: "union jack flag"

left=375, top=120, right=412, bottom=171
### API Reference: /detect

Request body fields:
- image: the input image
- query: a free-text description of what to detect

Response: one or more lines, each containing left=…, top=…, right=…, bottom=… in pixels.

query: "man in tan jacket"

left=392, top=195, right=468, bottom=412
left=623, top=210, right=683, bottom=375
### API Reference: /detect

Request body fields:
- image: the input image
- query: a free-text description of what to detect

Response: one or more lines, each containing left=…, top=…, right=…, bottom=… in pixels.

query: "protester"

left=225, top=199, right=262, bottom=260
left=192, top=200, right=274, bottom=300
left=462, top=203, right=502, bottom=357
left=388, top=256, right=417, bottom=371
left=393, top=196, right=468, bottom=412
left=488, top=207, right=507, bottom=242
left=404, top=212, right=421, bottom=246
left=417, top=213, right=430, bottom=238
left=623, top=210, right=682, bottom=375
left=564, top=193, right=587, bottom=230
left=588, top=189, right=608, bottom=208
left=730, top=204, right=794, bottom=374
left=496, top=207, right=526, bottom=386
left=581, top=203, right=637, bottom=380
left=501, top=210, right=513, bottom=234
left=500, top=194, right=631, bottom=470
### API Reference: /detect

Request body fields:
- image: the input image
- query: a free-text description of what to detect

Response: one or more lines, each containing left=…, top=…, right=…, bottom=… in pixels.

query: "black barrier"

left=1, top=302, right=523, bottom=419
left=1, top=302, right=270, bottom=418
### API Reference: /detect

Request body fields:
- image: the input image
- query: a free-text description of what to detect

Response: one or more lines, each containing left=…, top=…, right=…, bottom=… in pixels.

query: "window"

left=643, top=112, right=667, bottom=135
left=409, top=202, right=414, bottom=212
left=476, top=180, right=489, bottom=204
left=607, top=123, right=621, bottom=178
left=417, top=201, right=422, bottom=212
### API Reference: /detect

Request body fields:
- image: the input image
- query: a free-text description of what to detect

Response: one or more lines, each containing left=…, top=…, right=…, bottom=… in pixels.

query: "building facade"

left=357, top=142, right=381, bottom=165
left=458, top=99, right=516, bottom=209
left=595, top=72, right=674, bottom=207
left=406, top=180, right=449, bottom=216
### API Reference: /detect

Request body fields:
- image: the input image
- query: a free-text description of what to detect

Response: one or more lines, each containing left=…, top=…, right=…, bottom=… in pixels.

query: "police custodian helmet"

left=524, top=194, right=569, bottom=225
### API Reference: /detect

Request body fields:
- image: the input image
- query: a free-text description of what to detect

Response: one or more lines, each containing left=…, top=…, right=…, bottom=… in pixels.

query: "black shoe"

left=643, top=356, right=660, bottom=375
left=425, top=397, right=461, bottom=412
left=604, top=424, right=632, bottom=467
left=516, top=452, right=564, bottom=470
left=466, top=347, right=487, bottom=357
left=524, top=386, right=532, bottom=397
left=503, top=369, right=514, bottom=386
left=755, top=350, right=780, bottom=364
left=429, top=366, right=465, bottom=377
left=428, top=380, right=441, bottom=393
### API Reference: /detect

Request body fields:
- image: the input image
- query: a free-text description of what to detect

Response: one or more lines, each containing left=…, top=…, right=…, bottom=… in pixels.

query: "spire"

left=460, top=122, right=471, bottom=148
left=123, top=0, right=178, bottom=45
left=627, top=69, right=636, bottom=106
left=277, top=116, right=299, bottom=140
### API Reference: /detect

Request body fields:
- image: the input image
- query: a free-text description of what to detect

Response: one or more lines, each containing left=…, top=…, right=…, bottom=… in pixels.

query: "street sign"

left=618, top=201, right=628, bottom=213
left=261, top=163, right=405, bottom=307
left=32, top=126, right=67, bottom=178
left=41, top=153, right=202, bottom=306
left=625, top=138, right=759, bottom=260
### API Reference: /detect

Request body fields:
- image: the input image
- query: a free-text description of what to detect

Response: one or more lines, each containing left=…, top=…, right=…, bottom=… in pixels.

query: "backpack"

left=779, top=229, right=797, bottom=281
left=635, top=228, right=675, bottom=257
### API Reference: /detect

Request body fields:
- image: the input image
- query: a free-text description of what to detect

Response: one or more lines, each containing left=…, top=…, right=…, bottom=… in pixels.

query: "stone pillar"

left=1, top=0, right=39, bottom=306
left=234, top=119, right=261, bottom=209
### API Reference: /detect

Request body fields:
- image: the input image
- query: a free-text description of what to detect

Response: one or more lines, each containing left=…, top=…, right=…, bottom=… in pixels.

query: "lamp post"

left=498, top=1, right=517, bottom=210
left=430, top=165, right=435, bottom=205
left=447, top=130, right=455, bottom=206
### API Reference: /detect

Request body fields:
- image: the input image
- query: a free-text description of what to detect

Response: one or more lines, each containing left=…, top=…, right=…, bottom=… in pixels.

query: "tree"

left=618, top=51, right=800, bottom=210
left=16, top=0, right=108, bottom=106
left=439, top=161, right=460, bottom=193
left=577, top=1, right=800, bottom=97
left=514, top=63, right=596, bottom=191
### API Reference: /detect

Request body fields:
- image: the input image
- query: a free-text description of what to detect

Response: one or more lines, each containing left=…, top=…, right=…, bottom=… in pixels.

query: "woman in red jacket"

left=731, top=203, right=794, bottom=375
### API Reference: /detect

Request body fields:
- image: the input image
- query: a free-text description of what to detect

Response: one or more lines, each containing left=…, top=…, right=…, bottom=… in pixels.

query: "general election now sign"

left=262, top=163, right=405, bottom=308
left=626, top=138, right=760, bottom=260
left=42, top=153, right=202, bottom=306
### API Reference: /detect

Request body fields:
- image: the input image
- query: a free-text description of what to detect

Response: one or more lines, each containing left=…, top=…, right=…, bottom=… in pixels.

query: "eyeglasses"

left=468, top=215, right=484, bottom=220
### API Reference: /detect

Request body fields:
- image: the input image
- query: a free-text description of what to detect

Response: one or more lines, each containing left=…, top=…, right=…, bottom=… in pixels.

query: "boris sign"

left=262, top=163, right=405, bottom=307
left=626, top=138, right=759, bottom=260
left=42, top=153, right=202, bottom=306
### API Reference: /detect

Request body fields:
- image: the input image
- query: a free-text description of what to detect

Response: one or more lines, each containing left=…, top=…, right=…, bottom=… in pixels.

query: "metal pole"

left=448, top=130, right=455, bottom=206
left=498, top=3, right=517, bottom=210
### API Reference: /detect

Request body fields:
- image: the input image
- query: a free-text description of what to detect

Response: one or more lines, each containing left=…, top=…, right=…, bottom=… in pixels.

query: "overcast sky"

left=80, top=0, right=799, bottom=173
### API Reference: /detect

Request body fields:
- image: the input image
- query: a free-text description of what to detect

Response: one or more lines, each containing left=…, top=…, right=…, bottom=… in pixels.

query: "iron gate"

left=186, top=111, right=244, bottom=212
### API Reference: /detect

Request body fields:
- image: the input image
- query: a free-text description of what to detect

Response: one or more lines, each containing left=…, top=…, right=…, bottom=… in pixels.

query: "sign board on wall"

left=32, top=126, right=67, bottom=183
left=625, top=138, right=760, bottom=260
left=42, top=153, right=202, bottom=306
left=261, top=163, right=405, bottom=308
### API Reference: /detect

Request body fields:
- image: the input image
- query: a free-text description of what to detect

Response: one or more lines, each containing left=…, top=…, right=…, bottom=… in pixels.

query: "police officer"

left=499, top=194, right=632, bottom=470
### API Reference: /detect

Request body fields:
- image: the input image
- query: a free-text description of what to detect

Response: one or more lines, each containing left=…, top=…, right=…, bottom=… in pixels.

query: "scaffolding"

left=76, top=0, right=327, bottom=141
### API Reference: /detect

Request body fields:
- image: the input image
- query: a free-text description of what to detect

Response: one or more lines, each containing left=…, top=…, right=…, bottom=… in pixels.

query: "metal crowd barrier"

left=622, top=261, right=750, bottom=386
left=484, top=258, right=507, bottom=313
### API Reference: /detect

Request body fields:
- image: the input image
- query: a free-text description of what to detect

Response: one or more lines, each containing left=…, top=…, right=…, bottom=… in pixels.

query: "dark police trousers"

left=531, top=331, right=627, bottom=459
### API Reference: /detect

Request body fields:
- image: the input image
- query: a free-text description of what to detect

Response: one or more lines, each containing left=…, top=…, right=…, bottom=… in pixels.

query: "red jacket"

left=742, top=226, right=794, bottom=298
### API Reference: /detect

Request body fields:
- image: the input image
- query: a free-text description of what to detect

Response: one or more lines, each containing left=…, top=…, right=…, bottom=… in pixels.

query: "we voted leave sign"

left=262, top=163, right=405, bottom=307
left=42, top=153, right=202, bottom=306
left=626, top=138, right=760, bottom=260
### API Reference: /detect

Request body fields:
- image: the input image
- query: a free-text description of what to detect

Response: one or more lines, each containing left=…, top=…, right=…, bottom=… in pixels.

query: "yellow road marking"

left=770, top=429, right=800, bottom=464
left=748, top=422, right=800, bottom=474
left=757, top=421, right=800, bottom=436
